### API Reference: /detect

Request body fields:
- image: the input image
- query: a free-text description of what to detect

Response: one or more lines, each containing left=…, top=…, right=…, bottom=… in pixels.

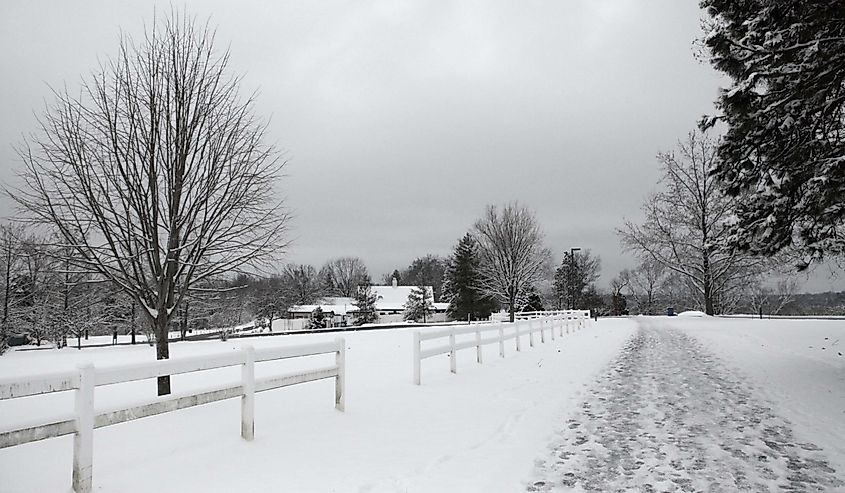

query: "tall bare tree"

left=474, top=202, right=550, bottom=322
left=9, top=11, right=289, bottom=394
left=319, top=257, right=369, bottom=298
left=618, top=131, right=761, bottom=315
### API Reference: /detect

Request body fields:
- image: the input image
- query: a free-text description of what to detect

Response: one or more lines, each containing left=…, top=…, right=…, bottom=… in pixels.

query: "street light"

left=568, top=247, right=581, bottom=310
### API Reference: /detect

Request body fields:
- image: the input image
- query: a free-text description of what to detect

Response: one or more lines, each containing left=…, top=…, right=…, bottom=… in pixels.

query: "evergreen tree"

left=442, top=233, right=495, bottom=321
left=353, top=276, right=380, bottom=325
left=403, top=286, right=434, bottom=323
left=701, top=1, right=845, bottom=265
left=521, top=288, right=545, bottom=312
left=553, top=250, right=600, bottom=310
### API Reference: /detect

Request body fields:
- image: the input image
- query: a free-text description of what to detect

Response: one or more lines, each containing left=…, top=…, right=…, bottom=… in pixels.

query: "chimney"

left=392, top=277, right=398, bottom=288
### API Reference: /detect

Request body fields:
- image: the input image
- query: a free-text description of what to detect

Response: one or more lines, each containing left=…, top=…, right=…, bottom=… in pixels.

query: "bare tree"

left=474, top=202, right=551, bottom=322
left=0, top=224, right=25, bottom=354
left=282, top=263, right=322, bottom=304
left=609, top=270, right=631, bottom=316
left=319, top=257, right=369, bottom=297
left=9, top=11, right=289, bottom=395
left=627, top=257, right=667, bottom=315
left=618, top=131, right=762, bottom=315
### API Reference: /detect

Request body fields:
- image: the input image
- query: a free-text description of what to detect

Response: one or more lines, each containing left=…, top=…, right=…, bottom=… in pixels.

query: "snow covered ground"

left=670, top=316, right=845, bottom=476
left=0, top=318, right=635, bottom=492
left=529, top=317, right=845, bottom=491
left=3, top=316, right=843, bottom=492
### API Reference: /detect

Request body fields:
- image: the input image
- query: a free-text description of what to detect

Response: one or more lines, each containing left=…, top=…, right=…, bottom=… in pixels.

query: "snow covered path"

left=529, top=320, right=845, bottom=492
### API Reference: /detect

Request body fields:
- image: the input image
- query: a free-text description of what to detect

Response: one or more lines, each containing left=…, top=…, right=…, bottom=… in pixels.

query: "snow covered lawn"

left=0, top=319, right=635, bottom=492
left=670, top=316, right=845, bottom=474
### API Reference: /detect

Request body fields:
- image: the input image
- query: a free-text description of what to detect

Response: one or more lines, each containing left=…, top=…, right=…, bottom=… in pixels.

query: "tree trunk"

left=154, top=314, right=171, bottom=396
left=508, top=295, right=516, bottom=323
left=131, top=301, right=136, bottom=345
left=702, top=255, right=714, bottom=316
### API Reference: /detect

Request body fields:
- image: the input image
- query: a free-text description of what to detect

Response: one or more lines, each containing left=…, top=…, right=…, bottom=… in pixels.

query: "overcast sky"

left=1, top=1, right=842, bottom=292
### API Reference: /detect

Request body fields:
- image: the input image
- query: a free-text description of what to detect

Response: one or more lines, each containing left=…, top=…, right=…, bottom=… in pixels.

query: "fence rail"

left=412, top=310, right=590, bottom=385
left=0, top=338, right=346, bottom=493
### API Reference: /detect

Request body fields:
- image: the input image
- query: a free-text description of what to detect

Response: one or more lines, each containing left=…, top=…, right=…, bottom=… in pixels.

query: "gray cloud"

left=1, top=0, right=841, bottom=292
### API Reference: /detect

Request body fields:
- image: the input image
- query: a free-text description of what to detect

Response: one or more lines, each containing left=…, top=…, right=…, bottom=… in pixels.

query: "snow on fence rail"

left=0, top=338, right=346, bottom=493
left=412, top=310, right=589, bottom=385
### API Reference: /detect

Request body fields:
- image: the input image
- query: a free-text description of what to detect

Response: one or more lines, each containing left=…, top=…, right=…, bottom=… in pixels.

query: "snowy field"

left=3, top=316, right=843, bottom=492
left=0, top=318, right=635, bottom=492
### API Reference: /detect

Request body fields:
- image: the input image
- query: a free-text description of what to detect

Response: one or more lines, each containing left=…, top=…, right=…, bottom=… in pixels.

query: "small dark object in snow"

left=825, top=337, right=829, bottom=340
left=557, top=349, right=561, bottom=353
left=838, top=352, right=842, bottom=356
left=822, top=347, right=826, bottom=350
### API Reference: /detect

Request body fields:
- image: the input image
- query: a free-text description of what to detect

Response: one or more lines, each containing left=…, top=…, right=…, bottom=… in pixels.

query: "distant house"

left=287, top=278, right=448, bottom=324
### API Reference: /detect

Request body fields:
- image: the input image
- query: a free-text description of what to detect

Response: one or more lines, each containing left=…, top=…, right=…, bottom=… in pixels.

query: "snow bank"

left=676, top=310, right=708, bottom=317
left=0, top=319, right=636, bottom=492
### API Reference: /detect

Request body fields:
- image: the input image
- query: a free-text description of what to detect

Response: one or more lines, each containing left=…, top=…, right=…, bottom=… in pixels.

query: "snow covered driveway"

left=529, top=319, right=845, bottom=492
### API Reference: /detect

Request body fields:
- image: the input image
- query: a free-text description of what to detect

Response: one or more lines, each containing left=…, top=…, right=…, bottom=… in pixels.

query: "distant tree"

left=553, top=250, right=601, bottom=310
left=442, top=233, right=496, bottom=321
left=251, top=276, right=287, bottom=332
left=320, top=257, right=369, bottom=297
left=281, top=264, right=322, bottom=305
left=609, top=271, right=631, bottom=316
left=627, top=258, right=667, bottom=315
left=619, top=131, right=763, bottom=315
left=381, top=269, right=402, bottom=286
left=0, top=224, right=25, bottom=354
left=8, top=12, right=290, bottom=395
left=402, top=255, right=447, bottom=301
left=403, top=286, right=434, bottom=323
left=700, top=1, right=845, bottom=267
left=474, top=202, right=551, bottom=322
left=580, top=284, right=607, bottom=316
left=746, top=275, right=800, bottom=318
left=353, top=275, right=380, bottom=325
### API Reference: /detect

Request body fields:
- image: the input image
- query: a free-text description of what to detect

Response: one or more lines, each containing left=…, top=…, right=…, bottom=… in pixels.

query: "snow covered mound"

left=677, top=310, right=708, bottom=318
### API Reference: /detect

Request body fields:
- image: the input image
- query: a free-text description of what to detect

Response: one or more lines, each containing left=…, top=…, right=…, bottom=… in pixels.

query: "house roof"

left=289, top=286, right=436, bottom=314
left=370, top=285, right=434, bottom=311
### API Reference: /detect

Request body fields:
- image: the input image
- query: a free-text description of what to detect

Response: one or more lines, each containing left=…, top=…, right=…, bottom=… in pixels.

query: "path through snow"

left=528, top=320, right=844, bottom=492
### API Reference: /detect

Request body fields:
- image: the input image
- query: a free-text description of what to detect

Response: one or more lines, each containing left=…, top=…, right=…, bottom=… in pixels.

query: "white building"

left=287, top=278, right=448, bottom=325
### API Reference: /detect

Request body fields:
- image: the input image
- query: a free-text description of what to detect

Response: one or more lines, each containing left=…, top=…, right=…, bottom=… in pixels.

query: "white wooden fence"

left=0, top=338, right=346, bottom=493
left=412, top=311, right=590, bottom=385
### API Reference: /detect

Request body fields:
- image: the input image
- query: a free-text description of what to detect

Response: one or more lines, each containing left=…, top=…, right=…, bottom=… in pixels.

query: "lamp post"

left=568, top=247, right=581, bottom=310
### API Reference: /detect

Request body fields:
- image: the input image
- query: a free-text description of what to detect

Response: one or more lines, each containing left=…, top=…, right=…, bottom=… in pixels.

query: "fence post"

left=413, top=331, right=421, bottom=385
left=498, top=323, right=505, bottom=357
left=528, top=318, right=534, bottom=347
left=475, top=329, right=482, bottom=364
left=241, top=345, right=255, bottom=441
left=449, top=329, right=457, bottom=374
left=558, top=315, right=564, bottom=337
left=335, top=337, right=346, bottom=411
left=566, top=315, right=570, bottom=334
left=550, top=316, right=556, bottom=341
left=515, top=320, right=521, bottom=351
left=72, top=363, right=95, bottom=493
left=540, top=318, right=546, bottom=344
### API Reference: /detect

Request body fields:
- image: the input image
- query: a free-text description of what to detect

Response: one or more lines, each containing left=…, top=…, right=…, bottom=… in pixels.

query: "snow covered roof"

left=288, top=304, right=354, bottom=316
left=370, top=285, right=434, bottom=311
left=288, top=287, right=437, bottom=314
